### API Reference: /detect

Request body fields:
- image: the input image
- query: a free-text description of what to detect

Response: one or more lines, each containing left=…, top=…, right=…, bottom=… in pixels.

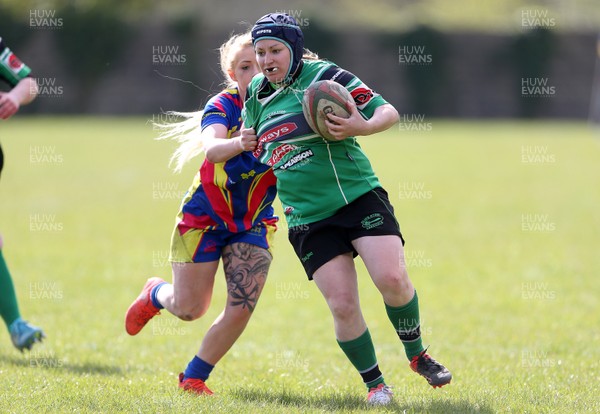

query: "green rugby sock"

left=337, top=329, right=385, bottom=389
left=0, top=249, right=21, bottom=330
left=386, top=290, right=425, bottom=360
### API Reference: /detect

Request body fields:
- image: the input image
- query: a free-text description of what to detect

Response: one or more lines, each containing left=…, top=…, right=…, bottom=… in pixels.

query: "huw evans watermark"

left=29, top=351, right=64, bottom=368
left=30, top=145, right=63, bottom=164
left=404, top=250, right=433, bottom=268
left=29, top=281, right=63, bottom=300
left=521, top=9, right=556, bottom=29
left=521, top=213, right=556, bottom=232
left=152, top=181, right=187, bottom=200
left=152, top=45, right=187, bottom=65
left=29, top=214, right=63, bottom=232
left=274, top=350, right=309, bottom=370
left=275, top=281, right=309, bottom=300
left=398, top=45, right=432, bottom=65
left=521, top=349, right=556, bottom=368
left=398, top=114, right=433, bottom=132
left=521, top=281, right=556, bottom=300
left=399, top=182, right=432, bottom=200
left=521, top=78, right=556, bottom=98
left=521, top=145, right=556, bottom=164
left=274, top=10, right=310, bottom=26
left=34, top=78, right=63, bottom=98
left=29, top=9, right=63, bottom=29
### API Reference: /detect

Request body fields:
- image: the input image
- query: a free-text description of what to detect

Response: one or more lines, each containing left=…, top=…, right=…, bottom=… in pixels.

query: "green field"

left=0, top=118, right=598, bottom=413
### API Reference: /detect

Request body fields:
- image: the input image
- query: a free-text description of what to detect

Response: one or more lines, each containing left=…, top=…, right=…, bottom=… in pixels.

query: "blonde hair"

left=220, top=32, right=253, bottom=88
left=155, top=31, right=253, bottom=172
left=302, top=48, right=320, bottom=60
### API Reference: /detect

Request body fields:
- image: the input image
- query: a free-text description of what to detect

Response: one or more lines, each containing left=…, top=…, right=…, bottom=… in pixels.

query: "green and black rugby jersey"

left=243, top=59, right=389, bottom=227
left=0, top=37, right=32, bottom=87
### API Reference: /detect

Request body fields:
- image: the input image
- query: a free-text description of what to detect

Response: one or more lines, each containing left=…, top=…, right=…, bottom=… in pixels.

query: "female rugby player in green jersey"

left=0, top=36, right=45, bottom=351
left=242, top=13, right=452, bottom=406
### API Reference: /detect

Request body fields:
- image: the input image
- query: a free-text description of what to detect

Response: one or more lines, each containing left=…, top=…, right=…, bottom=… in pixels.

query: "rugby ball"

left=302, top=80, right=354, bottom=141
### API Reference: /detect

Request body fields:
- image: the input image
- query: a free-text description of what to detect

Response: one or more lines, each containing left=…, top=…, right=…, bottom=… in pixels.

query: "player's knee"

left=176, top=312, right=197, bottom=322
left=176, top=309, right=206, bottom=321
left=377, top=270, right=411, bottom=294
left=172, top=301, right=209, bottom=321
left=329, top=297, right=360, bottom=322
left=223, top=305, right=253, bottom=326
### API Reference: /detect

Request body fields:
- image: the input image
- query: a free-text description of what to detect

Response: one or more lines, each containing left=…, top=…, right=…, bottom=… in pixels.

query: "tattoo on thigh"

left=222, top=243, right=272, bottom=312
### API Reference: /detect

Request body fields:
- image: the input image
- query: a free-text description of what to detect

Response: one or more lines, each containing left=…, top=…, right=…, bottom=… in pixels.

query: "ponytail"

left=154, top=111, right=205, bottom=173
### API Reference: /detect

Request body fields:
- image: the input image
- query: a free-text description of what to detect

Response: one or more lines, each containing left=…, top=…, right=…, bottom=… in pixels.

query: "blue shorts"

left=170, top=215, right=278, bottom=263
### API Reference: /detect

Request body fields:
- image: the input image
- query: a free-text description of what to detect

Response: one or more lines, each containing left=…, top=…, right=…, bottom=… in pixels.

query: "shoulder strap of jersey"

left=316, top=64, right=354, bottom=87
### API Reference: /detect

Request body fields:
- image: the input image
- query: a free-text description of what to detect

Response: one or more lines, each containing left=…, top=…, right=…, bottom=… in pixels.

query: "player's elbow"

left=385, top=104, right=400, bottom=124
left=205, top=148, right=226, bottom=163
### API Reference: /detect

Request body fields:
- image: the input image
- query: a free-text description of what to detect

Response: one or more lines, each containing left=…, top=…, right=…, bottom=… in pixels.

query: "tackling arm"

left=203, top=124, right=257, bottom=163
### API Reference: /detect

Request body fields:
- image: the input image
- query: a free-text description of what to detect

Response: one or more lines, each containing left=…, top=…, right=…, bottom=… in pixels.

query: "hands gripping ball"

left=302, top=80, right=355, bottom=141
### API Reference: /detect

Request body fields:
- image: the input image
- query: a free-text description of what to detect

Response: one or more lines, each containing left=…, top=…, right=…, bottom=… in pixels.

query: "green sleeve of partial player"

left=0, top=44, right=32, bottom=87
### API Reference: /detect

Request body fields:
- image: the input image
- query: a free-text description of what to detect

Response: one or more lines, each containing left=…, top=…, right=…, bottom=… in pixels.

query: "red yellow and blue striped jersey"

left=178, top=88, right=277, bottom=233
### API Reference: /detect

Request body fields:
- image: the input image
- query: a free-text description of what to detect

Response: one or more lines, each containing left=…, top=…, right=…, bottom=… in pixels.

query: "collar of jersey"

left=257, top=60, right=304, bottom=98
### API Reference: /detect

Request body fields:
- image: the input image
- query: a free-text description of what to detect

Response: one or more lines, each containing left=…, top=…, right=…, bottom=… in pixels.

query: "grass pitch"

left=0, top=117, right=598, bottom=413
